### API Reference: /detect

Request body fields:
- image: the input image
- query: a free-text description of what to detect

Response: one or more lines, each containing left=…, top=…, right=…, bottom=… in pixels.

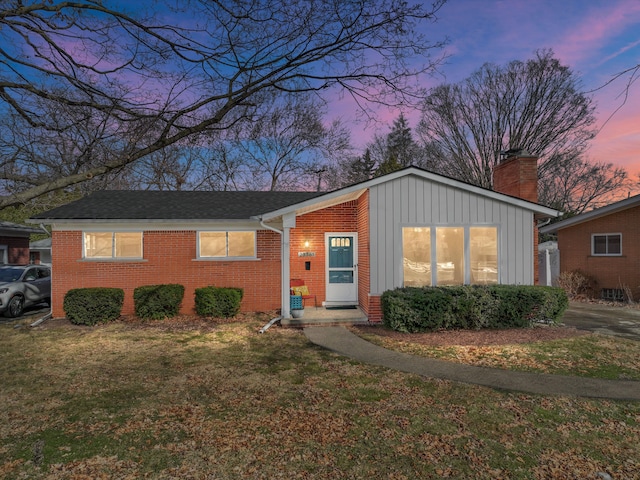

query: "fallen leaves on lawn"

left=353, top=325, right=640, bottom=379
left=2, top=318, right=640, bottom=479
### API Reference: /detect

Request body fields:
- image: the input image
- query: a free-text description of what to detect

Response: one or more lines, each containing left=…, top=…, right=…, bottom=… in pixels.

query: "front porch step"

left=280, top=317, right=372, bottom=328
left=280, top=306, right=371, bottom=328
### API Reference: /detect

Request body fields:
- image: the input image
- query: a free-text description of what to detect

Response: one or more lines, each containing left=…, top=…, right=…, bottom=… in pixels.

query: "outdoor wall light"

left=304, top=240, right=310, bottom=248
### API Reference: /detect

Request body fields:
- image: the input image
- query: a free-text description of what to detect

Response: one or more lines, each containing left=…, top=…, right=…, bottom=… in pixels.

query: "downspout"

left=259, top=218, right=285, bottom=332
left=259, top=219, right=283, bottom=236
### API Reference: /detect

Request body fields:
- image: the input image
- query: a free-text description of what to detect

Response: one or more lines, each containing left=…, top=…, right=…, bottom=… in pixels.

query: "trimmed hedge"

left=195, top=286, right=243, bottom=318
left=381, top=285, right=568, bottom=333
left=133, top=284, right=185, bottom=320
left=64, top=287, right=125, bottom=326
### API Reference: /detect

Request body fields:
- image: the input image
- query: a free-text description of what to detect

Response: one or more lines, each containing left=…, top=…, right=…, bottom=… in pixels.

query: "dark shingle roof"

left=31, top=190, right=325, bottom=221
left=0, top=221, right=43, bottom=234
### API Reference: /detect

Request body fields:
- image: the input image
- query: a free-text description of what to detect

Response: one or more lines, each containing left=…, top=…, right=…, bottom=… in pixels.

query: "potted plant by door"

left=290, top=294, right=305, bottom=318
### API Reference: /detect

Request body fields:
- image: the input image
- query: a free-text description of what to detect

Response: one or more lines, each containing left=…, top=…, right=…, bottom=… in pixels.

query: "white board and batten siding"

left=368, top=175, right=535, bottom=295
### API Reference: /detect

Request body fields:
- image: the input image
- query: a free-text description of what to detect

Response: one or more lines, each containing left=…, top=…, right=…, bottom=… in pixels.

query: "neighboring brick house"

left=539, top=194, right=640, bottom=301
left=0, top=221, right=43, bottom=264
left=31, top=154, right=558, bottom=320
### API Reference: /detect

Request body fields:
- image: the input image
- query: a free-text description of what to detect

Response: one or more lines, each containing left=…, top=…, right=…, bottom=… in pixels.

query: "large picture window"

left=402, top=226, right=498, bottom=286
left=436, top=227, right=465, bottom=285
left=592, top=234, right=621, bottom=256
left=199, top=231, right=256, bottom=258
left=402, top=227, right=431, bottom=287
left=470, top=227, right=498, bottom=284
left=84, top=232, right=143, bottom=259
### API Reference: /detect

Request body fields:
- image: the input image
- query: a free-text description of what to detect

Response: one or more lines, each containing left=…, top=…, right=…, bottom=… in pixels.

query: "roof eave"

left=539, top=194, right=640, bottom=234
left=257, top=167, right=560, bottom=220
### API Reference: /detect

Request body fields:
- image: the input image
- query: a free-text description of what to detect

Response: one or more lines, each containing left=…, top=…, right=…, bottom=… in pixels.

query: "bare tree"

left=229, top=92, right=351, bottom=191
left=0, top=0, right=447, bottom=206
left=539, top=154, right=631, bottom=214
left=416, top=50, right=628, bottom=212
left=118, top=145, right=198, bottom=191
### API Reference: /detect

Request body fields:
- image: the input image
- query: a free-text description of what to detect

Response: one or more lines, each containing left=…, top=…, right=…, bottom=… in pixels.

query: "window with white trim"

left=592, top=233, right=621, bottom=256
left=402, top=226, right=498, bottom=287
left=198, top=231, right=256, bottom=258
left=84, top=232, right=143, bottom=259
left=402, top=227, right=431, bottom=287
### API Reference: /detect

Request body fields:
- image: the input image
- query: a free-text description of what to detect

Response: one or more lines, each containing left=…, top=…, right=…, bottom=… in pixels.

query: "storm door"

left=325, top=233, right=357, bottom=305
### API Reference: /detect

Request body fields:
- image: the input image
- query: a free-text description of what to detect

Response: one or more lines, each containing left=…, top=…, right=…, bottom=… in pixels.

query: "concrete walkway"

left=304, top=326, right=640, bottom=401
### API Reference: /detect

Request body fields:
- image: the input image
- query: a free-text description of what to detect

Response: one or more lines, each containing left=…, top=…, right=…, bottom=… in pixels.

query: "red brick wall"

left=356, top=192, right=371, bottom=317
left=50, top=229, right=282, bottom=318
left=290, top=201, right=359, bottom=305
left=492, top=155, right=538, bottom=203
left=0, top=236, right=31, bottom=264
left=52, top=196, right=377, bottom=320
left=557, top=206, right=640, bottom=300
left=367, top=295, right=383, bottom=323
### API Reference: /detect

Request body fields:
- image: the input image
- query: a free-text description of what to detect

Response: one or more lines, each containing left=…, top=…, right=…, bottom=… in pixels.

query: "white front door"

left=325, top=233, right=357, bottom=305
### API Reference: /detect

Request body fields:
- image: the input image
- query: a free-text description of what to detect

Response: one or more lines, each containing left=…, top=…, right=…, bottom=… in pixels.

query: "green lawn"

left=1, top=317, right=639, bottom=479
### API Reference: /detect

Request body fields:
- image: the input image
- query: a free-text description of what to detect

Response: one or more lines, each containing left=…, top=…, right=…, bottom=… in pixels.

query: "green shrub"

left=64, top=287, right=124, bottom=326
left=195, top=286, right=242, bottom=318
left=381, top=285, right=568, bottom=332
left=530, top=286, right=569, bottom=324
left=133, top=284, right=185, bottom=320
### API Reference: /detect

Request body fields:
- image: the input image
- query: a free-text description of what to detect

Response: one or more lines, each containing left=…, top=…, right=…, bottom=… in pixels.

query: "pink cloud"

left=553, top=1, right=640, bottom=67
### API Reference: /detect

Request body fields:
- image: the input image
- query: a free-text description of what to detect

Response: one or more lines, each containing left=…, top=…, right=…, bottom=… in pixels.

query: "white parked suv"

left=0, top=265, right=51, bottom=318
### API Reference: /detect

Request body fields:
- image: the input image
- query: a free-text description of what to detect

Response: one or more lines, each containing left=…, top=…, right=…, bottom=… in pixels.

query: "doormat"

left=326, top=306, right=358, bottom=310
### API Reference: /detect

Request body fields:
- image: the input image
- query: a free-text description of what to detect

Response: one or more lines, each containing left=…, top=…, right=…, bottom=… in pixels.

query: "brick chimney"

left=493, top=149, right=540, bottom=284
left=492, top=149, right=538, bottom=203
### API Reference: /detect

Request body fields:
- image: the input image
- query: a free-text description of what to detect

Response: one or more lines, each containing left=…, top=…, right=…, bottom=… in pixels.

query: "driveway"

left=562, top=301, right=640, bottom=341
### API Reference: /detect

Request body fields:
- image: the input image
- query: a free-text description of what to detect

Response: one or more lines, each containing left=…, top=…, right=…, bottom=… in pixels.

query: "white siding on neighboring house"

left=368, top=175, right=535, bottom=295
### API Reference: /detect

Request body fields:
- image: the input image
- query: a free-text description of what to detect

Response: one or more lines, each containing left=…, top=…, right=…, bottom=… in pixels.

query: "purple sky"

left=342, top=0, right=640, bottom=176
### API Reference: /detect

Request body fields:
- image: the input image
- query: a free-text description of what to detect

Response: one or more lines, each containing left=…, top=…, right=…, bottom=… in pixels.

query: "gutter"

left=258, top=218, right=283, bottom=235
left=258, top=217, right=284, bottom=333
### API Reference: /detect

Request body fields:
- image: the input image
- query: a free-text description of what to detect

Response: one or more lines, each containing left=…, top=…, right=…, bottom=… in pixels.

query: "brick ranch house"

left=539, top=193, right=640, bottom=302
left=0, top=221, right=43, bottom=264
left=30, top=152, right=558, bottom=321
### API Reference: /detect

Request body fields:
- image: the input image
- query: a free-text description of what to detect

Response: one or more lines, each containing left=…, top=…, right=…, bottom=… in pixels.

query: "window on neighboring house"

left=198, top=231, right=256, bottom=258
left=84, top=232, right=143, bottom=259
left=402, top=226, right=499, bottom=287
left=592, top=233, right=621, bottom=256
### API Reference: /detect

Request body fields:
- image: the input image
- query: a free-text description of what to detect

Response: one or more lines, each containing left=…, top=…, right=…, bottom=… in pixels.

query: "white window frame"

left=591, top=233, right=622, bottom=256
left=83, top=232, right=144, bottom=260
left=197, top=230, right=257, bottom=259
left=402, top=225, right=500, bottom=287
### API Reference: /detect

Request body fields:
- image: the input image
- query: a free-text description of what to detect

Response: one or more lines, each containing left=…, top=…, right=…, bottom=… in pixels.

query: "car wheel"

left=6, top=295, right=24, bottom=318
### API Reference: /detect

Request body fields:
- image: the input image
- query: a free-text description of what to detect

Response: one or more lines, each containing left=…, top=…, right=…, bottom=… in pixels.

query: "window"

left=592, top=234, right=621, bottom=256
left=84, top=232, right=143, bottom=259
left=199, top=231, right=256, bottom=258
left=470, top=227, right=498, bottom=284
left=436, top=227, right=465, bottom=286
left=402, top=226, right=498, bottom=286
left=402, top=227, right=431, bottom=287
